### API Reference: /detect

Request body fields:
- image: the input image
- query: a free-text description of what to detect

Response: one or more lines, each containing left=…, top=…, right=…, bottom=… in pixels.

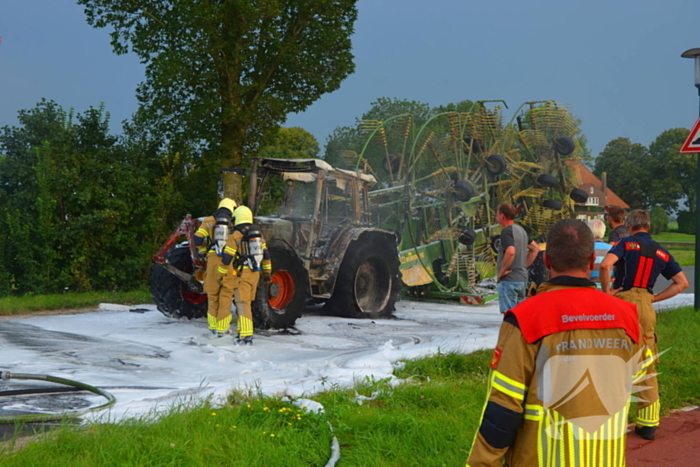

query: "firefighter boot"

left=635, top=425, right=656, bottom=440
left=235, top=336, right=253, bottom=346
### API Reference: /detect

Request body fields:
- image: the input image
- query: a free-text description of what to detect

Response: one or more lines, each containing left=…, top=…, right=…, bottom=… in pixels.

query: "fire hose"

left=1, top=373, right=339, bottom=465
left=289, top=398, right=341, bottom=467
left=0, top=371, right=116, bottom=424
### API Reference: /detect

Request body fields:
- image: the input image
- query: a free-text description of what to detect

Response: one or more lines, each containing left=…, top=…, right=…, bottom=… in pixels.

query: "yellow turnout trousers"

left=617, top=287, right=660, bottom=429
left=203, top=254, right=236, bottom=333
left=234, top=268, right=260, bottom=338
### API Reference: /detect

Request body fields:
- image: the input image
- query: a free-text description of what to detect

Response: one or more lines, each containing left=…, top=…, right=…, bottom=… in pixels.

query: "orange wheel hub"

left=269, top=270, right=295, bottom=310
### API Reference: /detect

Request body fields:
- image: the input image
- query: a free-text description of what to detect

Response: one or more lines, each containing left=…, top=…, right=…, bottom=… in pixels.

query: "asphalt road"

left=626, top=407, right=700, bottom=466
left=653, top=266, right=695, bottom=295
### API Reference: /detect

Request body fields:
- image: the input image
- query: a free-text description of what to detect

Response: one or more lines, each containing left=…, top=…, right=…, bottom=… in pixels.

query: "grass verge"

left=0, top=289, right=153, bottom=317
left=667, top=249, right=694, bottom=267
left=2, top=308, right=698, bottom=466
left=654, top=306, right=700, bottom=409
left=2, top=398, right=334, bottom=467
left=654, top=232, right=695, bottom=242
left=0, top=289, right=153, bottom=316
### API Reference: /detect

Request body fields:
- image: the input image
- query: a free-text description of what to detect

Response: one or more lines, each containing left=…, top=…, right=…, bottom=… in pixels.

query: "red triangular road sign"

left=679, top=117, right=700, bottom=153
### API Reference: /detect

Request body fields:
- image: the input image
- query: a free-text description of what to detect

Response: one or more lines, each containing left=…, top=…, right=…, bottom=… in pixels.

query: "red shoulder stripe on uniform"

left=656, top=249, right=669, bottom=262
left=507, top=288, right=640, bottom=344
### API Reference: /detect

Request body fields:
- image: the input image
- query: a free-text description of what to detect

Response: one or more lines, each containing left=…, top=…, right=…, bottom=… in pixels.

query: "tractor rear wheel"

left=150, top=244, right=208, bottom=320
left=327, top=235, right=401, bottom=319
left=252, top=248, right=309, bottom=329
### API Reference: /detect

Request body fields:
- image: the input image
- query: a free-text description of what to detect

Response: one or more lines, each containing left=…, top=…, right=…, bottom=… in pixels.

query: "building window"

left=585, top=197, right=599, bottom=206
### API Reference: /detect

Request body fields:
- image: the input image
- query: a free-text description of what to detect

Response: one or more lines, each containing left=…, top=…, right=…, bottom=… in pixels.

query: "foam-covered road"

left=0, top=299, right=505, bottom=422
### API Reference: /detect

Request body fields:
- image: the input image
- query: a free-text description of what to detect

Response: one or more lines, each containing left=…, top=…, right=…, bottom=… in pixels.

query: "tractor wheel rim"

left=354, top=256, right=392, bottom=313
left=269, top=270, right=295, bottom=310
left=181, top=284, right=207, bottom=304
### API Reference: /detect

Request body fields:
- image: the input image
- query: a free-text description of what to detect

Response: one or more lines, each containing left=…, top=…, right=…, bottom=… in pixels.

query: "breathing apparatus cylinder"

left=213, top=210, right=232, bottom=256
left=245, top=227, right=264, bottom=271
left=232, top=205, right=261, bottom=271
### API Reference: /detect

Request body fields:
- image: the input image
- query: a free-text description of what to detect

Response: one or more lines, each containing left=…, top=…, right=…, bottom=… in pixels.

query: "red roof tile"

left=565, top=160, right=629, bottom=208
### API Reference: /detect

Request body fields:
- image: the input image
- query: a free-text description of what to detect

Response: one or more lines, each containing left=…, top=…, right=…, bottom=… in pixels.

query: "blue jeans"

left=497, top=281, right=528, bottom=313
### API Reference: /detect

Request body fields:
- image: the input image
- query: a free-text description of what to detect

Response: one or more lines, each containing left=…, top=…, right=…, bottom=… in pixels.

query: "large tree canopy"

left=258, top=127, right=320, bottom=160
left=594, top=137, right=650, bottom=210
left=594, top=129, right=693, bottom=213
left=79, top=0, right=358, bottom=201
left=0, top=100, right=180, bottom=294
left=647, top=128, right=693, bottom=212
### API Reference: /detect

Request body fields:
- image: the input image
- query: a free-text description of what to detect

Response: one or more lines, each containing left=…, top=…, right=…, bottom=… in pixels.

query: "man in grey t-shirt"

left=496, top=203, right=540, bottom=313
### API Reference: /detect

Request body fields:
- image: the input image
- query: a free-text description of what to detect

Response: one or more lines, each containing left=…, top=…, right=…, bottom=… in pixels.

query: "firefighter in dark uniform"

left=221, top=205, right=271, bottom=345
left=600, top=209, right=688, bottom=440
left=466, top=219, right=649, bottom=467
left=194, top=198, right=238, bottom=336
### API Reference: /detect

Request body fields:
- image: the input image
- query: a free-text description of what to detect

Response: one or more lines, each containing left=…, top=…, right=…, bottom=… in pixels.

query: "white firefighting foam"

left=0, top=294, right=692, bottom=422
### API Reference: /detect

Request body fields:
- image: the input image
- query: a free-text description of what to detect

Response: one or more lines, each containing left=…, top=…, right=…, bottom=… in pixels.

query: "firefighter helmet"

left=218, top=198, right=237, bottom=214
left=233, top=205, right=254, bottom=226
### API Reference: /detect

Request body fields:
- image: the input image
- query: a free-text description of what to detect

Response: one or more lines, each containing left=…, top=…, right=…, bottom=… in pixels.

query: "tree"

left=649, top=205, right=669, bottom=235
left=575, top=132, right=595, bottom=169
left=254, top=127, right=319, bottom=213
left=0, top=100, right=72, bottom=294
left=677, top=210, right=696, bottom=234
left=79, top=0, right=358, bottom=202
left=647, top=128, right=693, bottom=212
left=594, top=137, right=650, bottom=209
left=258, top=127, right=320, bottom=160
left=0, top=100, right=181, bottom=295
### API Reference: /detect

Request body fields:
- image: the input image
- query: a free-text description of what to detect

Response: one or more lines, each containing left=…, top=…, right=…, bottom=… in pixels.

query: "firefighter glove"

left=263, top=271, right=272, bottom=282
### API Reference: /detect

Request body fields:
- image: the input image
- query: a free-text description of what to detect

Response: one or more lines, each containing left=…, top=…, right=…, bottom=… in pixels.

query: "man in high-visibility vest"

left=466, top=219, right=648, bottom=467
left=600, top=209, right=688, bottom=440
left=194, top=198, right=238, bottom=336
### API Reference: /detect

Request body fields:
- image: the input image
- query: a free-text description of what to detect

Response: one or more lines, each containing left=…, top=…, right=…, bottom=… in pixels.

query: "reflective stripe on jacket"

left=466, top=277, right=646, bottom=467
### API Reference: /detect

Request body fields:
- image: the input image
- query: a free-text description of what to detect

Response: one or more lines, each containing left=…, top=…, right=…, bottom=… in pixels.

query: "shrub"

left=650, top=206, right=669, bottom=235
left=677, top=210, right=696, bottom=235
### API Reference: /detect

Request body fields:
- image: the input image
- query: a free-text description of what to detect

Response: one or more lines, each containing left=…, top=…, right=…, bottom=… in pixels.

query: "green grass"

left=2, top=398, right=334, bottom=467
left=654, top=231, right=695, bottom=242
left=667, top=249, right=695, bottom=267
left=654, top=306, right=700, bottom=409
left=2, top=309, right=699, bottom=466
left=0, top=289, right=153, bottom=316
left=313, top=350, right=492, bottom=466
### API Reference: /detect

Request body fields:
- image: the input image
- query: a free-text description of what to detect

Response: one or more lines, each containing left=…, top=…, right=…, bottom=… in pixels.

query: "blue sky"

left=1, top=0, right=699, bottom=159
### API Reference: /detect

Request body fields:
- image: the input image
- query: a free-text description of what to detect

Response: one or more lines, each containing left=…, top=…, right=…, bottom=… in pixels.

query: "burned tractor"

left=150, top=158, right=402, bottom=329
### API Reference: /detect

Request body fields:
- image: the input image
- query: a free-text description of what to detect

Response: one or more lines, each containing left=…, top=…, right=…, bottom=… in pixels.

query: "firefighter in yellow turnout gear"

left=194, top=198, right=238, bottom=336
left=221, top=205, right=271, bottom=345
left=466, top=219, right=650, bottom=467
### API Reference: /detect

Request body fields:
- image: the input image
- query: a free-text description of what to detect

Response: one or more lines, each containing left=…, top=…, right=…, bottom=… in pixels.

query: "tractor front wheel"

left=150, top=244, right=208, bottom=320
left=252, top=248, right=309, bottom=329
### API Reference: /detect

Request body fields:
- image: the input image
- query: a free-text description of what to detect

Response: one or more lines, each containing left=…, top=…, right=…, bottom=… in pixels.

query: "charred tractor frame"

left=150, top=158, right=402, bottom=329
